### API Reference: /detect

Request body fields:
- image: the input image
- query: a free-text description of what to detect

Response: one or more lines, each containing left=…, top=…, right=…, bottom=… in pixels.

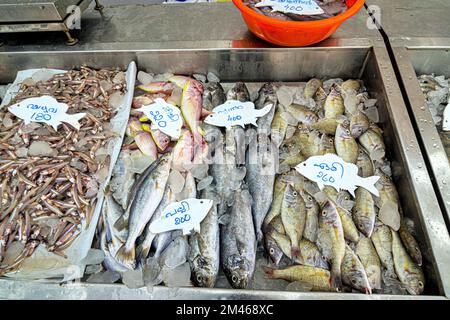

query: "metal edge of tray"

left=0, top=279, right=446, bottom=300
left=392, top=46, right=450, bottom=230
left=369, top=47, right=450, bottom=298
left=0, top=46, right=448, bottom=300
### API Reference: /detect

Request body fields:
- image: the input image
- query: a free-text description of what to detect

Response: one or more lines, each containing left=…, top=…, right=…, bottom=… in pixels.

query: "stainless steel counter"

left=0, top=2, right=382, bottom=51
left=366, top=0, right=450, bottom=47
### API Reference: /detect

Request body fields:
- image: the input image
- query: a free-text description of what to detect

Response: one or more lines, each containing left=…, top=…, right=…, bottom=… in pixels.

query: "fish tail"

left=263, top=266, right=276, bottom=279
left=136, top=243, right=151, bottom=262
left=330, top=265, right=342, bottom=290
left=291, top=245, right=301, bottom=261
left=115, top=243, right=135, bottom=270
left=66, top=112, right=87, bottom=130
left=359, top=176, right=380, bottom=197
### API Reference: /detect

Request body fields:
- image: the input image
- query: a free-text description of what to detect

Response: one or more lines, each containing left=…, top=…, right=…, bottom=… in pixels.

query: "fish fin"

left=65, top=112, right=86, bottom=130
left=114, top=216, right=128, bottom=231
left=136, top=238, right=154, bottom=262
left=115, top=244, right=135, bottom=270
left=359, top=175, right=380, bottom=197
left=330, top=266, right=342, bottom=290
left=263, top=266, right=276, bottom=279
left=218, top=213, right=231, bottom=225
left=201, top=108, right=213, bottom=118
left=256, top=103, right=274, bottom=117
left=291, top=245, right=301, bottom=261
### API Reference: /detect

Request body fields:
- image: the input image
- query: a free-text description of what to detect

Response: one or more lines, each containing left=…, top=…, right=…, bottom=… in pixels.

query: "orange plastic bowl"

left=233, top=0, right=366, bottom=46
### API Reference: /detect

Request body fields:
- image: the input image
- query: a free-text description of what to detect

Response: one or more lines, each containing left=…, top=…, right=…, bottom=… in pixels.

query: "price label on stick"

left=203, top=100, right=273, bottom=129
left=149, top=198, right=213, bottom=235
left=255, top=0, right=325, bottom=16
left=295, top=153, right=380, bottom=197
left=8, top=95, right=86, bottom=130
left=137, top=98, right=182, bottom=139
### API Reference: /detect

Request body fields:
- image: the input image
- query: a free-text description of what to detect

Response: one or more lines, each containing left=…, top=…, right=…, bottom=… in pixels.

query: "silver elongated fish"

left=189, top=186, right=220, bottom=288
left=246, top=131, right=277, bottom=242
left=115, top=153, right=172, bottom=269
left=221, top=187, right=256, bottom=289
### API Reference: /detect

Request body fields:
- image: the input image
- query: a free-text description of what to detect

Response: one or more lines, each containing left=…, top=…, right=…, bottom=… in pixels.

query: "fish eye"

left=197, top=275, right=203, bottom=283
left=345, top=129, right=351, bottom=135
left=322, top=211, right=326, bottom=216
left=419, top=281, right=424, bottom=288
left=293, top=191, right=298, bottom=196
left=308, top=196, right=313, bottom=201
left=359, top=223, right=364, bottom=229
left=231, top=275, right=238, bottom=283
left=303, top=163, right=307, bottom=166
left=358, top=128, right=363, bottom=133
left=269, top=248, right=275, bottom=254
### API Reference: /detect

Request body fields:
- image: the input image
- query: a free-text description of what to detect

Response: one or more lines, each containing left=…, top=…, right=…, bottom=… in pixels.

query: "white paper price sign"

left=203, top=100, right=273, bottom=129
left=295, top=153, right=380, bottom=197
left=8, top=96, right=86, bottom=130
left=149, top=198, right=213, bottom=235
left=255, top=0, right=324, bottom=15
left=137, top=98, right=182, bottom=139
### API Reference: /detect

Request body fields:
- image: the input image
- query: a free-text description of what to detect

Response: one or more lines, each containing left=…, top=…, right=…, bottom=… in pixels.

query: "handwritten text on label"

left=204, top=100, right=273, bottom=129
left=150, top=198, right=213, bottom=235
left=8, top=95, right=86, bottom=130
left=137, top=98, right=182, bottom=139
left=255, top=0, right=324, bottom=15
left=295, top=153, right=380, bottom=197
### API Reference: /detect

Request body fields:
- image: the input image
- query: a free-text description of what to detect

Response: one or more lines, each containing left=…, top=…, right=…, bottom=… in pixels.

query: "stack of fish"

left=0, top=67, right=127, bottom=276
left=243, top=0, right=348, bottom=21
left=97, top=72, right=425, bottom=295
left=418, top=74, right=450, bottom=159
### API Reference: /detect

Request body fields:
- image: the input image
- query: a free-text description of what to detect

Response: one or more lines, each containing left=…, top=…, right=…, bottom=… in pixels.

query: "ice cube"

left=168, top=169, right=185, bottom=194
left=31, top=70, right=55, bottom=83
left=379, top=201, right=401, bottom=231
left=190, top=163, right=209, bottom=180
left=153, top=73, right=174, bottom=82
left=113, top=72, right=126, bottom=84
left=137, top=71, right=154, bottom=85
left=81, top=249, right=105, bottom=265
left=162, top=262, right=193, bottom=287
left=86, top=270, right=121, bottom=284
left=364, top=106, right=380, bottom=123
left=159, top=236, right=189, bottom=269
left=85, top=264, right=103, bottom=275
left=207, top=72, right=220, bottom=83
left=323, top=78, right=344, bottom=93
left=251, top=254, right=289, bottom=290
left=109, top=92, right=125, bottom=110
left=364, top=99, right=378, bottom=108
left=15, top=147, right=28, bottom=158
left=193, top=74, right=207, bottom=83
left=276, top=86, right=294, bottom=108
left=122, top=268, right=145, bottom=289
left=197, top=176, right=213, bottom=191
left=143, top=257, right=163, bottom=286
left=28, top=141, right=57, bottom=157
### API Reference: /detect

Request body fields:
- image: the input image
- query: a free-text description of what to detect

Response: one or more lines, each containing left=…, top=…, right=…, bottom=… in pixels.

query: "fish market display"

left=0, top=67, right=130, bottom=277
left=244, top=0, right=348, bottom=22
left=418, top=74, right=450, bottom=160
left=90, top=70, right=425, bottom=295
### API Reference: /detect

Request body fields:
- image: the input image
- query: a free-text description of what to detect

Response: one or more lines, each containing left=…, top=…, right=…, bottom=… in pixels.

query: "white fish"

left=149, top=198, right=213, bottom=235
left=295, top=153, right=380, bottom=197
left=8, top=95, right=86, bottom=130
left=204, top=100, right=273, bottom=130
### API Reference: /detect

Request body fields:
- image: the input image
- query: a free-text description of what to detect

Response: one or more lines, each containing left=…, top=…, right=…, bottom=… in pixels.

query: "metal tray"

left=0, top=47, right=449, bottom=299
left=393, top=45, right=450, bottom=232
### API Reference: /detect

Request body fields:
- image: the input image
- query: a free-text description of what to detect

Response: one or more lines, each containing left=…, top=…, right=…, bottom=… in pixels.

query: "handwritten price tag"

left=204, top=100, right=273, bottom=129
left=255, top=0, right=324, bottom=15
left=137, top=98, right=182, bottom=139
left=149, top=198, right=213, bottom=235
left=295, top=153, right=380, bottom=197
left=8, top=96, right=86, bottom=130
